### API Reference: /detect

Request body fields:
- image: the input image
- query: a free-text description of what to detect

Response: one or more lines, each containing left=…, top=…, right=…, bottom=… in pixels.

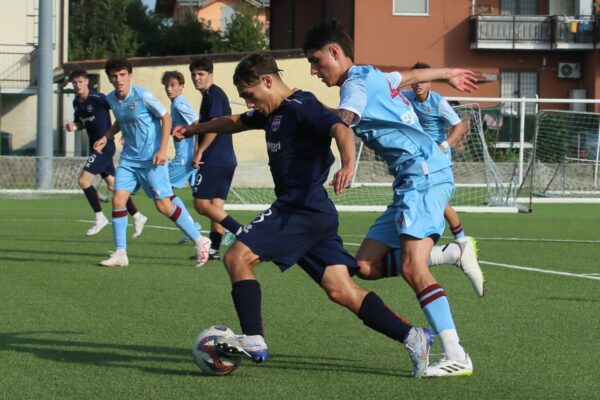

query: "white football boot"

left=423, top=353, right=473, bottom=377
left=216, top=334, right=269, bottom=363
left=456, top=237, right=485, bottom=297
left=404, top=326, right=434, bottom=378
left=99, top=249, right=129, bottom=267
left=86, top=214, right=109, bottom=236
left=132, top=213, right=147, bottom=239
left=195, top=236, right=212, bottom=267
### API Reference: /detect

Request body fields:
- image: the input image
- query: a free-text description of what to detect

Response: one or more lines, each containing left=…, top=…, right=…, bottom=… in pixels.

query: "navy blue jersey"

left=199, top=84, right=236, bottom=167
left=72, top=92, right=113, bottom=152
left=240, top=90, right=342, bottom=212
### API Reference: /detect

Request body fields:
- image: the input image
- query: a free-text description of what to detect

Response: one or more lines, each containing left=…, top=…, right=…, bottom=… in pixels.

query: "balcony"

left=469, top=15, right=598, bottom=50
left=0, top=51, right=37, bottom=93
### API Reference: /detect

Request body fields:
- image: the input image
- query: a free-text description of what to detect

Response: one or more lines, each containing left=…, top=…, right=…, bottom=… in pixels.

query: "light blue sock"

left=169, top=205, right=200, bottom=242
left=112, top=209, right=128, bottom=250
left=417, top=284, right=456, bottom=334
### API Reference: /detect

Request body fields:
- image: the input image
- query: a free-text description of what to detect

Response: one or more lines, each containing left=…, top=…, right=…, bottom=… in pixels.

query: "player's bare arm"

left=444, top=120, right=467, bottom=150
left=93, top=121, right=121, bottom=154
left=192, top=132, right=218, bottom=169
left=172, top=114, right=246, bottom=140
left=153, top=113, right=171, bottom=165
left=330, top=123, right=356, bottom=195
left=65, top=121, right=83, bottom=132
left=399, top=68, right=478, bottom=93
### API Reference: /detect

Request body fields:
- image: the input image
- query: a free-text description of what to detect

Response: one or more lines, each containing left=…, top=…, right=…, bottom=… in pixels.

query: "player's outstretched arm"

left=330, top=123, right=356, bottom=195
left=398, top=68, right=478, bottom=93
left=172, top=114, right=247, bottom=140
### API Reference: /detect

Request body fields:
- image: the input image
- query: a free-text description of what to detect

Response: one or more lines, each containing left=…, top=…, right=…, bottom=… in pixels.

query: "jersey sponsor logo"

left=266, top=141, right=281, bottom=153
left=80, top=115, right=96, bottom=123
left=129, top=102, right=136, bottom=110
left=271, top=115, right=282, bottom=132
left=252, top=208, right=272, bottom=224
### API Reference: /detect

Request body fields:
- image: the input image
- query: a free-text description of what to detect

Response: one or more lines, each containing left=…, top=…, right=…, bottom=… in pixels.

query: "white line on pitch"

left=480, top=261, right=600, bottom=281
left=343, top=235, right=600, bottom=244
left=76, top=219, right=209, bottom=234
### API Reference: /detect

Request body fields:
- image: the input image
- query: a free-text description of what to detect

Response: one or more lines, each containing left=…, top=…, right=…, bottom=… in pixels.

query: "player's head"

left=189, top=57, right=213, bottom=92
left=104, top=58, right=133, bottom=97
left=303, top=19, right=354, bottom=87
left=69, top=69, right=89, bottom=97
left=233, top=52, right=283, bottom=115
left=161, top=70, right=185, bottom=100
left=411, top=62, right=432, bottom=95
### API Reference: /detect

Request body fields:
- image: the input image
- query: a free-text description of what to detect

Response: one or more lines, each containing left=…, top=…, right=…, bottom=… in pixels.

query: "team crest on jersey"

left=271, top=115, right=282, bottom=132
left=86, top=104, right=94, bottom=113
left=129, top=102, right=136, bottom=110
left=424, top=107, right=431, bottom=113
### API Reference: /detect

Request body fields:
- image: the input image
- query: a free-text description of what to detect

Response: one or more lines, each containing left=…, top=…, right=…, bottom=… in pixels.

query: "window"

left=500, top=0, right=538, bottom=15
left=393, top=0, right=428, bottom=16
left=500, top=71, right=538, bottom=114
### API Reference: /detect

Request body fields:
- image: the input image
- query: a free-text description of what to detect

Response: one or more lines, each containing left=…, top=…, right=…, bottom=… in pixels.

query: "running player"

left=303, top=20, right=479, bottom=377
left=173, top=52, right=435, bottom=378
left=93, top=58, right=210, bottom=268
left=66, top=69, right=146, bottom=237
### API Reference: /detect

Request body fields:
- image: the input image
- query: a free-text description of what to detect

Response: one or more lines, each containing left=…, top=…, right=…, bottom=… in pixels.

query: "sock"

left=232, top=280, right=263, bottom=336
left=168, top=205, right=201, bottom=242
left=416, top=284, right=465, bottom=360
left=429, top=243, right=461, bottom=266
left=112, top=208, right=128, bottom=250
left=451, top=224, right=466, bottom=240
left=219, top=215, right=243, bottom=235
left=380, top=250, right=403, bottom=277
left=358, top=292, right=413, bottom=342
left=170, top=194, right=186, bottom=209
left=83, top=186, right=102, bottom=213
left=126, top=197, right=139, bottom=216
left=209, top=231, right=223, bottom=250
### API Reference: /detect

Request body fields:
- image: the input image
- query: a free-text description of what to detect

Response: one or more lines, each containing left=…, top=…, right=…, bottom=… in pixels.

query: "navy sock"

left=83, top=186, right=102, bottom=213
left=126, top=197, right=138, bottom=215
left=358, top=292, right=413, bottom=342
left=209, top=231, right=223, bottom=250
left=231, top=280, right=263, bottom=336
left=219, top=215, right=242, bottom=235
left=382, top=250, right=403, bottom=278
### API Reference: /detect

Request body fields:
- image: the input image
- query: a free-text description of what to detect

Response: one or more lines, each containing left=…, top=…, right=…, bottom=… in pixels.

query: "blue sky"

left=142, top=0, right=156, bottom=11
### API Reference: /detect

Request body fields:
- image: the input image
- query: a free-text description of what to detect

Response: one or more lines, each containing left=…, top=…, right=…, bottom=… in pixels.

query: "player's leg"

left=78, top=169, right=109, bottom=236
left=195, top=198, right=231, bottom=260
left=99, top=188, right=131, bottom=267
left=105, top=173, right=147, bottom=239
left=445, top=204, right=466, bottom=239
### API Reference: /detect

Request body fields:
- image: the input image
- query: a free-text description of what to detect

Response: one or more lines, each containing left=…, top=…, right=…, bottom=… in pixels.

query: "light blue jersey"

left=402, top=90, right=461, bottom=145
left=107, top=85, right=166, bottom=165
left=170, top=96, right=198, bottom=163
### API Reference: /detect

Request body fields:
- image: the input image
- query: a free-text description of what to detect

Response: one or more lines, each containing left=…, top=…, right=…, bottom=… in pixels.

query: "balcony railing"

left=470, top=15, right=597, bottom=50
left=0, top=51, right=37, bottom=90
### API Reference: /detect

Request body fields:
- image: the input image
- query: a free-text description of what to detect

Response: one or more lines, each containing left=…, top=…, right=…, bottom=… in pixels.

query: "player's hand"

left=447, top=69, right=478, bottom=93
left=173, top=125, right=193, bottom=141
left=191, top=152, right=204, bottom=169
left=330, top=164, right=354, bottom=195
left=153, top=150, right=168, bottom=166
left=65, top=121, right=77, bottom=132
left=93, top=136, right=107, bottom=154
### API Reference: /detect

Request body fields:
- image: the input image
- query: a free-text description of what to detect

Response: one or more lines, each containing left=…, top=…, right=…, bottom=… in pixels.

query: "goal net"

left=524, top=110, right=600, bottom=199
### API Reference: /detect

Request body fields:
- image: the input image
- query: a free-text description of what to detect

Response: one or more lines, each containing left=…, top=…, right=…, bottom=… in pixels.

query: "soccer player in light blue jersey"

left=93, top=58, right=210, bottom=268
left=402, top=62, right=471, bottom=244
left=304, top=20, right=482, bottom=377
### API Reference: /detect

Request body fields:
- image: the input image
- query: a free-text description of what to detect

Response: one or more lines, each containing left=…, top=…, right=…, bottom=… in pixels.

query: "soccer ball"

left=192, top=325, right=241, bottom=375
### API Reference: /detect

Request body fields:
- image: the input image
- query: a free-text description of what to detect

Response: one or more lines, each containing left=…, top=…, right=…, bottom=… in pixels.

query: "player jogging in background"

left=188, top=57, right=239, bottom=261
left=161, top=70, right=202, bottom=237
left=94, top=58, right=210, bottom=268
left=304, top=20, right=481, bottom=377
left=402, top=62, right=474, bottom=247
left=174, top=52, right=436, bottom=379
left=65, top=69, right=147, bottom=237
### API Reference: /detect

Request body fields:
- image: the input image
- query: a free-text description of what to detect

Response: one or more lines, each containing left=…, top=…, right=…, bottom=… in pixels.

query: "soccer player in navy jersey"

left=93, top=58, right=210, bottom=268
left=173, top=52, right=435, bottom=378
left=304, top=20, right=481, bottom=377
left=65, top=69, right=146, bottom=237
left=402, top=62, right=472, bottom=246
left=188, top=57, right=239, bottom=261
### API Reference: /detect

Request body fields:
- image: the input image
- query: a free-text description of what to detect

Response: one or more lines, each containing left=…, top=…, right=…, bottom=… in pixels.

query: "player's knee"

left=194, top=201, right=209, bottom=215
left=78, top=175, right=91, bottom=189
left=356, top=259, right=377, bottom=280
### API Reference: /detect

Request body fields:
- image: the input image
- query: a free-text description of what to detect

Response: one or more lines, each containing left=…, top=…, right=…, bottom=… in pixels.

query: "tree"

left=215, top=2, right=268, bottom=53
left=69, top=0, right=138, bottom=60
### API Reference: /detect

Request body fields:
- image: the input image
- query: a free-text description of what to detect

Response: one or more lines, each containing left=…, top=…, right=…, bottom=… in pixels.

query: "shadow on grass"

left=0, top=331, right=409, bottom=377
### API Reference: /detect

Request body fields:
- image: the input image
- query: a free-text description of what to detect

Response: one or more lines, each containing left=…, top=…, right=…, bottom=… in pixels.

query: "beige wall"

left=86, top=56, right=340, bottom=162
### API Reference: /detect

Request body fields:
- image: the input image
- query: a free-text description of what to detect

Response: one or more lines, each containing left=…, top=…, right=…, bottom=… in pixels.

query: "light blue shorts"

left=168, top=159, right=197, bottom=189
left=115, top=160, right=174, bottom=200
left=366, top=169, right=454, bottom=248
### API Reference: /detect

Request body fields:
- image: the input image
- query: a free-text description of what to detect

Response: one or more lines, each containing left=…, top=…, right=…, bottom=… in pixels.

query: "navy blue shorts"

left=192, top=166, right=235, bottom=200
left=83, top=143, right=116, bottom=178
left=237, top=202, right=358, bottom=284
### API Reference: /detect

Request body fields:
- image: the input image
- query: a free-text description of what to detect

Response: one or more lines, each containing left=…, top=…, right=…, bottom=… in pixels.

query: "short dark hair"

left=189, top=57, right=213, bottom=73
left=104, top=58, right=133, bottom=76
left=411, top=62, right=431, bottom=70
left=233, top=52, right=283, bottom=87
left=161, top=70, right=185, bottom=86
left=69, top=68, right=88, bottom=81
left=303, top=19, right=354, bottom=61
